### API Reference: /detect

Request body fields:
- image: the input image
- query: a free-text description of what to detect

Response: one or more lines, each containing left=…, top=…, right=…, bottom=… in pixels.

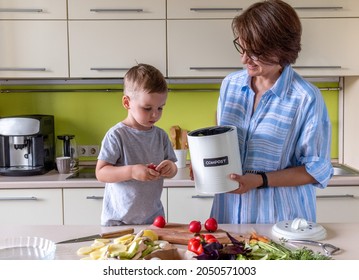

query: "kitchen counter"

left=0, top=165, right=194, bottom=189
left=1, top=164, right=359, bottom=189
left=0, top=223, right=357, bottom=260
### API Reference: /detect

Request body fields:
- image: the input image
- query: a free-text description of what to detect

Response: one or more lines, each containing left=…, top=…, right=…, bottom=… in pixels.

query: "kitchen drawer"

left=0, top=0, right=66, bottom=19
left=68, top=20, right=166, bottom=78
left=63, top=188, right=168, bottom=225
left=0, top=189, right=63, bottom=225
left=167, top=19, right=241, bottom=78
left=167, top=0, right=252, bottom=19
left=316, top=186, right=359, bottom=223
left=286, top=0, right=359, bottom=18
left=167, top=187, right=214, bottom=223
left=68, top=0, right=165, bottom=19
left=63, top=188, right=104, bottom=225
left=0, top=21, right=68, bottom=78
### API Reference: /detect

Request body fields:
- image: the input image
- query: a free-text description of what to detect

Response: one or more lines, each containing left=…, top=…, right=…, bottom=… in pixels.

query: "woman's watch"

left=257, top=172, right=268, bottom=189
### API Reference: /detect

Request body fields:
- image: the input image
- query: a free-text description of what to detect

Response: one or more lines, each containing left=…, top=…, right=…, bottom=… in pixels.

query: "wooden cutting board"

left=147, top=223, right=245, bottom=245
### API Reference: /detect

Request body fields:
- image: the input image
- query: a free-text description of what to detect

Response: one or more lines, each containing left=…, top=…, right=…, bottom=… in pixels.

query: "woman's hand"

left=228, top=173, right=263, bottom=194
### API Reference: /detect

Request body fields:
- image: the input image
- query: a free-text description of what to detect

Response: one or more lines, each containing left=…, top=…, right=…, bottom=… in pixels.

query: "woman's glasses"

left=233, top=37, right=260, bottom=61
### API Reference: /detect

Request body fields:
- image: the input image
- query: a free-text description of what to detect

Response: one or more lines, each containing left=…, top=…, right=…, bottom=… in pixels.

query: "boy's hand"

left=131, top=164, right=161, bottom=181
left=156, top=160, right=177, bottom=178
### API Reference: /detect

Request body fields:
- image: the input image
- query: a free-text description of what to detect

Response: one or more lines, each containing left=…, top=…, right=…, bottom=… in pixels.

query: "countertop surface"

left=0, top=223, right=357, bottom=260
left=0, top=166, right=194, bottom=189
left=1, top=165, right=359, bottom=189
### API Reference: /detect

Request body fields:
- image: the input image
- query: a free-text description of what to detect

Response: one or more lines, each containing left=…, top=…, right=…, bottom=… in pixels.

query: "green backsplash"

left=0, top=82, right=339, bottom=159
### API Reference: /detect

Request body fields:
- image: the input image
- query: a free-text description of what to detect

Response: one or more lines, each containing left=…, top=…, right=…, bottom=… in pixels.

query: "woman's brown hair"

left=232, top=0, right=302, bottom=66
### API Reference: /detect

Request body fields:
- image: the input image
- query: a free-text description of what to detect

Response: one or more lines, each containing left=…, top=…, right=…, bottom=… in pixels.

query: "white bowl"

left=0, top=236, right=56, bottom=260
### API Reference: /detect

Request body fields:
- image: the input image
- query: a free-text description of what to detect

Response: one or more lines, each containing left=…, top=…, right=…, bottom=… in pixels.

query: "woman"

left=211, top=0, right=333, bottom=224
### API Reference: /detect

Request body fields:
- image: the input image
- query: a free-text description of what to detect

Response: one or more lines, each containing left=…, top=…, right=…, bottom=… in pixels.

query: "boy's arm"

left=95, top=159, right=161, bottom=183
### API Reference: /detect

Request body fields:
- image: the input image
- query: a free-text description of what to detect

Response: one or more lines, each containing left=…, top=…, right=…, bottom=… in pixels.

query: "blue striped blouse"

left=211, top=65, right=333, bottom=224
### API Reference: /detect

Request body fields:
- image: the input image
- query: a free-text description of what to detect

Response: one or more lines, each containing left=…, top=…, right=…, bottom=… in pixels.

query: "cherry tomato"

left=147, top=163, right=157, bottom=170
left=187, top=237, right=203, bottom=255
left=204, top=217, right=218, bottom=232
left=188, top=220, right=202, bottom=233
left=153, top=215, right=166, bottom=228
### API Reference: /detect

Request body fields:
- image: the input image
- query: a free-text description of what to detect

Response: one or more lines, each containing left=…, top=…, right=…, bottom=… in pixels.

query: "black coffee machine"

left=0, top=115, right=55, bottom=176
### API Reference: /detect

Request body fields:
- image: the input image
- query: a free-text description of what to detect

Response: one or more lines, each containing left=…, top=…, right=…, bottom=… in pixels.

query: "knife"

left=56, top=228, right=134, bottom=244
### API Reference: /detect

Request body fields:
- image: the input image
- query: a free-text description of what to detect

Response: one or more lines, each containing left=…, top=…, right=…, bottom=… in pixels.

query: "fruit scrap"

left=76, top=229, right=168, bottom=260
left=249, top=231, right=270, bottom=244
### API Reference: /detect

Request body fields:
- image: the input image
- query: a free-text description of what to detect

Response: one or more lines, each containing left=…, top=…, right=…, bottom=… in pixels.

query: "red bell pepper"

left=187, top=237, right=204, bottom=255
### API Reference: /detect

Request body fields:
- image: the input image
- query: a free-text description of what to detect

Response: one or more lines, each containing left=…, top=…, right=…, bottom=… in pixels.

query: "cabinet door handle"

left=90, top=9, right=143, bottom=13
left=190, top=8, right=243, bottom=12
left=293, top=66, right=342, bottom=69
left=90, top=67, right=130, bottom=71
left=0, top=196, right=38, bottom=201
left=294, top=7, right=343, bottom=11
left=0, top=9, right=43, bottom=13
left=191, top=195, right=214, bottom=199
left=317, top=194, right=355, bottom=199
left=86, top=196, right=104, bottom=200
left=0, top=68, right=46, bottom=71
left=190, top=67, right=243, bottom=71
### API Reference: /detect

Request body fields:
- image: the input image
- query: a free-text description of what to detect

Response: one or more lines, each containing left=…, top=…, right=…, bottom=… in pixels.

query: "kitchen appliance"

left=272, top=218, right=327, bottom=240
left=187, top=125, right=242, bottom=194
left=0, top=115, right=55, bottom=176
left=56, top=134, right=79, bottom=172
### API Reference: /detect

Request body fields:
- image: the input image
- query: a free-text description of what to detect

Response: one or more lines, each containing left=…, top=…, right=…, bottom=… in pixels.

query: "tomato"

left=203, top=234, right=218, bottom=243
left=153, top=215, right=166, bottom=228
left=147, top=163, right=157, bottom=170
left=187, top=237, right=203, bottom=255
left=204, top=217, right=218, bottom=232
left=188, top=220, right=202, bottom=233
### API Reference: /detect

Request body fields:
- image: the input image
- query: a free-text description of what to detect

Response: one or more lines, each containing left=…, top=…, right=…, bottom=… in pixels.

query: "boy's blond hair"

left=124, top=64, right=167, bottom=97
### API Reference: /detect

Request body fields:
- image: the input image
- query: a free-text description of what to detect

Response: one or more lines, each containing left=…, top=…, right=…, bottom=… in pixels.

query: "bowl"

left=0, top=236, right=56, bottom=260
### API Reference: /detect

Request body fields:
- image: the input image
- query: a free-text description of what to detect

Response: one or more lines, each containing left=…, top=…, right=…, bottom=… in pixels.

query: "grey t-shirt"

left=98, top=122, right=176, bottom=226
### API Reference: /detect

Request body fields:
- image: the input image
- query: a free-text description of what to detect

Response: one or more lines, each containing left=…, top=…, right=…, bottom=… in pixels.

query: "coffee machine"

left=0, top=115, right=55, bottom=176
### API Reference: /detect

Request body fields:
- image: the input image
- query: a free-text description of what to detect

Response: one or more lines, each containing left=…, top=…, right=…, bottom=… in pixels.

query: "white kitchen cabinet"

left=167, top=0, right=252, bottom=19
left=286, top=0, right=359, bottom=18
left=63, top=188, right=168, bottom=225
left=294, top=18, right=359, bottom=76
left=0, top=189, right=63, bottom=225
left=167, top=20, right=241, bottom=78
left=167, top=0, right=359, bottom=78
left=167, top=0, right=359, bottom=19
left=68, top=0, right=165, bottom=20
left=0, top=21, right=68, bottom=78
left=0, top=0, right=66, bottom=19
left=167, top=0, right=245, bottom=78
left=68, top=20, right=166, bottom=78
left=167, top=187, right=214, bottom=223
left=316, top=186, right=359, bottom=223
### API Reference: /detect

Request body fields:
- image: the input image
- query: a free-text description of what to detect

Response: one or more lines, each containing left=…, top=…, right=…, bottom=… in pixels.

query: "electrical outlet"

left=78, top=145, right=100, bottom=157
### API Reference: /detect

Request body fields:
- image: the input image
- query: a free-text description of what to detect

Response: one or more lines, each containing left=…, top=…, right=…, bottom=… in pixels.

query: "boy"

left=96, top=64, right=178, bottom=226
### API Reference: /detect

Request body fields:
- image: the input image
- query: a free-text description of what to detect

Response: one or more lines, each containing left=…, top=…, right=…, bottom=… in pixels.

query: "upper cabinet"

left=0, top=0, right=66, bottom=19
left=0, top=0, right=68, bottom=78
left=2, top=0, right=359, bottom=79
left=68, top=0, right=165, bottom=19
left=68, top=0, right=166, bottom=78
left=167, top=0, right=252, bottom=19
left=294, top=18, right=359, bottom=77
left=167, top=0, right=249, bottom=78
left=286, top=0, right=359, bottom=18
left=167, top=0, right=359, bottom=78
